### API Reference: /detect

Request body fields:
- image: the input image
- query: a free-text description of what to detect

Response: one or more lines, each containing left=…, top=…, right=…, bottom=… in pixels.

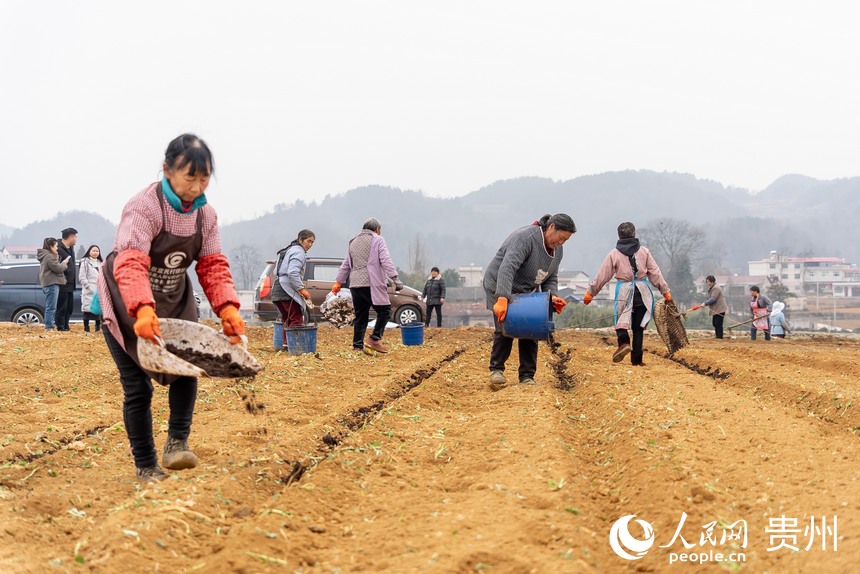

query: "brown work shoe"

left=489, top=370, right=508, bottom=391
left=612, top=343, right=631, bottom=363
left=162, top=436, right=198, bottom=470
left=136, top=464, right=167, bottom=483
left=519, top=377, right=538, bottom=385
left=365, top=338, right=389, bottom=353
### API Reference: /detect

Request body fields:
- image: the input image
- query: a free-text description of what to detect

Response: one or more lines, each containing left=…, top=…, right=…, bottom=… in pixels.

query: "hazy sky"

left=2, top=1, right=858, bottom=228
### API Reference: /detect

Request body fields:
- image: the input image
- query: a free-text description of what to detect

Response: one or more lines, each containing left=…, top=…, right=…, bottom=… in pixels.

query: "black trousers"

left=616, top=290, right=648, bottom=364
left=83, top=312, right=102, bottom=332
left=350, top=287, right=391, bottom=349
left=751, top=327, right=771, bottom=341
left=489, top=315, right=538, bottom=381
left=425, top=304, right=443, bottom=327
left=104, top=328, right=197, bottom=468
left=56, top=291, right=74, bottom=330
left=712, top=313, right=725, bottom=339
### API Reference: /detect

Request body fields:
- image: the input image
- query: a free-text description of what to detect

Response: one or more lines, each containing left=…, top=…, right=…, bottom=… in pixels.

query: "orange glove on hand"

left=299, top=289, right=311, bottom=300
left=493, top=297, right=508, bottom=322
left=690, top=304, right=703, bottom=311
left=664, top=292, right=673, bottom=302
left=219, top=304, right=246, bottom=345
left=331, top=282, right=342, bottom=294
left=134, top=305, right=161, bottom=344
left=551, top=296, right=566, bottom=314
left=582, top=292, right=593, bottom=305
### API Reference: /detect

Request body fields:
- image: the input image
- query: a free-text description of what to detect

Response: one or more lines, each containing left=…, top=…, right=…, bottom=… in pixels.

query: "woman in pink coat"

left=583, top=222, right=671, bottom=366
left=332, top=218, right=403, bottom=354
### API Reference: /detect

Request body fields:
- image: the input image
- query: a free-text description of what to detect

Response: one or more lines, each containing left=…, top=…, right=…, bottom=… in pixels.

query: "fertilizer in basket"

left=165, top=344, right=259, bottom=378
left=320, top=291, right=355, bottom=328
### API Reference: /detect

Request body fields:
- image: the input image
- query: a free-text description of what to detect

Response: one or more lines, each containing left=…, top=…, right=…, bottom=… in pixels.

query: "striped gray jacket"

left=483, top=224, right=563, bottom=308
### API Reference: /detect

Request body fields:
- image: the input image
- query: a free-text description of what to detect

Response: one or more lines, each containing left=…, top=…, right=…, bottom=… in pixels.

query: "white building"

left=556, top=270, right=591, bottom=293
left=748, top=251, right=860, bottom=297
left=0, top=246, right=39, bottom=262
left=457, top=265, right=484, bottom=288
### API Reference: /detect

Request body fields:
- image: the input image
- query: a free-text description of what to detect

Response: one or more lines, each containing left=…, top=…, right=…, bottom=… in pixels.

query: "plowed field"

left=1, top=323, right=857, bottom=573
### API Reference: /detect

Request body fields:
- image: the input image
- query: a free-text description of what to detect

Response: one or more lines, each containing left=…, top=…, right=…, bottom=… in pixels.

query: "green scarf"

left=162, top=176, right=208, bottom=214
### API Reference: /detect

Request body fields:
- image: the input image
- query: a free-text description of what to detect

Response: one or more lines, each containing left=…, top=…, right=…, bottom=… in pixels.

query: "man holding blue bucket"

left=484, top=214, right=576, bottom=391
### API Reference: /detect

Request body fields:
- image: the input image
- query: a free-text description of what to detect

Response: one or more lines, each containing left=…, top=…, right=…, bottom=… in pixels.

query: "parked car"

left=0, top=261, right=201, bottom=326
left=0, top=260, right=83, bottom=325
left=254, top=257, right=424, bottom=325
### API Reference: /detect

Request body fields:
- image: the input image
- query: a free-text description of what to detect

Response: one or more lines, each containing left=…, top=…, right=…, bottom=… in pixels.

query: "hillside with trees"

left=3, top=171, right=858, bottom=291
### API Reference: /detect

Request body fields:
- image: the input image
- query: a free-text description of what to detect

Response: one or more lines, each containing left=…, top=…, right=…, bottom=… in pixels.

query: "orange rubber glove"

left=331, top=282, right=342, bottom=294
left=551, top=296, right=566, bottom=314
left=663, top=292, right=673, bottom=302
left=134, top=305, right=161, bottom=344
left=690, top=304, right=703, bottom=311
left=219, top=304, right=246, bottom=345
left=582, top=292, right=593, bottom=305
left=493, top=297, right=508, bottom=322
left=299, top=288, right=311, bottom=300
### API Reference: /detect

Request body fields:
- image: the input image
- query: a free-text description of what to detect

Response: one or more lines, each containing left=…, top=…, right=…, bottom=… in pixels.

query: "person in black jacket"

left=55, top=227, right=78, bottom=331
left=422, top=267, right=446, bottom=327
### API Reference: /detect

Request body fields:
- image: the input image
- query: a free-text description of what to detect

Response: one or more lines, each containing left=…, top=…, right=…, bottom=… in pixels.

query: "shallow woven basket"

left=654, top=299, right=689, bottom=354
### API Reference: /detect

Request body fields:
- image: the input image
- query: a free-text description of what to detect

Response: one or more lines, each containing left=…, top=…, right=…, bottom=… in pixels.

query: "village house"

left=0, top=246, right=39, bottom=263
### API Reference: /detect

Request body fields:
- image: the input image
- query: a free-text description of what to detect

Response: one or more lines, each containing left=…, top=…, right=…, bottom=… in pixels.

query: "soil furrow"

left=2, top=424, right=112, bottom=465
left=279, top=348, right=465, bottom=485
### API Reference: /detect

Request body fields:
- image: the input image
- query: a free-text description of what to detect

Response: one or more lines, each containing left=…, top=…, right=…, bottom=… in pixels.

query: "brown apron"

left=103, top=183, right=203, bottom=385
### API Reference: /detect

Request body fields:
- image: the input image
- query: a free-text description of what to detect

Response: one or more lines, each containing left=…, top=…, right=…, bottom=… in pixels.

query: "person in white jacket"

left=769, top=301, right=791, bottom=339
left=79, top=245, right=103, bottom=332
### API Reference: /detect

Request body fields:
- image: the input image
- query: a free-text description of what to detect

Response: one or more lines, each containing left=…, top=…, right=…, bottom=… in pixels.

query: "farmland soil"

left=0, top=323, right=858, bottom=573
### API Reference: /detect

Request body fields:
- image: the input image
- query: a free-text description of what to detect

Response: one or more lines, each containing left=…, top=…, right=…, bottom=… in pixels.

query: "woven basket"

left=654, top=299, right=689, bottom=354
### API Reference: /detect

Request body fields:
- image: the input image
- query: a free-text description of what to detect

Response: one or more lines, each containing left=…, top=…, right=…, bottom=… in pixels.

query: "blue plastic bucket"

left=285, top=325, right=318, bottom=355
left=400, top=322, right=424, bottom=346
left=502, top=292, right=555, bottom=341
left=273, top=321, right=285, bottom=350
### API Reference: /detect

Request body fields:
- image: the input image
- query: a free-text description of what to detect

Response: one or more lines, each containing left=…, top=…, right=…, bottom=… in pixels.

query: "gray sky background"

left=1, top=1, right=858, bottom=228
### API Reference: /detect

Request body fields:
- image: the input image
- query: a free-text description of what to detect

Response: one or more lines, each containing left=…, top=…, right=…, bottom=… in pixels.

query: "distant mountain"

left=2, top=211, right=117, bottom=258
left=748, top=175, right=860, bottom=262
left=3, top=172, right=858, bottom=286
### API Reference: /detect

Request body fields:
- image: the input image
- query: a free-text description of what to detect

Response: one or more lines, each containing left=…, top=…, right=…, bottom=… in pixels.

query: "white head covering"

left=772, top=301, right=785, bottom=314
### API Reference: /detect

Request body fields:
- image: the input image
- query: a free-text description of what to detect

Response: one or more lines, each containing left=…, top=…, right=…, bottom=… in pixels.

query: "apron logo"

left=164, top=252, right=186, bottom=269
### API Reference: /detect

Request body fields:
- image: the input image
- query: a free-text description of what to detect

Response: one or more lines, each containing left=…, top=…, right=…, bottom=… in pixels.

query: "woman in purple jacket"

left=332, top=218, right=403, bottom=354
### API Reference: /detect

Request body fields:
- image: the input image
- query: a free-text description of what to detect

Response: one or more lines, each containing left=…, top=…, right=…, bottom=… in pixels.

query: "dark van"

left=0, top=260, right=83, bottom=325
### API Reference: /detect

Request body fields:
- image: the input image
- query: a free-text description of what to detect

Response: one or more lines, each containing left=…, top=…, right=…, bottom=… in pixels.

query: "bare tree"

left=408, top=233, right=429, bottom=276
left=639, top=218, right=706, bottom=272
left=230, top=243, right=260, bottom=290
left=695, top=240, right=730, bottom=277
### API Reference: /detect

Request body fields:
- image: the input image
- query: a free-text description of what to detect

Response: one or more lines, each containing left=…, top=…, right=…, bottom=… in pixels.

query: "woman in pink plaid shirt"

left=98, top=134, right=245, bottom=482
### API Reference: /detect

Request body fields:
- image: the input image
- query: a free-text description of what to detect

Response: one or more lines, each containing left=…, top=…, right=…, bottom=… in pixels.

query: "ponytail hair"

left=280, top=229, right=316, bottom=252
left=537, top=213, right=576, bottom=234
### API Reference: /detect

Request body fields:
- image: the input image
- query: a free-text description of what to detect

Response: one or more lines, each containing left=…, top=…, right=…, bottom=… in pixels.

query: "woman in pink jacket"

left=332, top=218, right=403, bottom=354
left=583, top=222, right=671, bottom=366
